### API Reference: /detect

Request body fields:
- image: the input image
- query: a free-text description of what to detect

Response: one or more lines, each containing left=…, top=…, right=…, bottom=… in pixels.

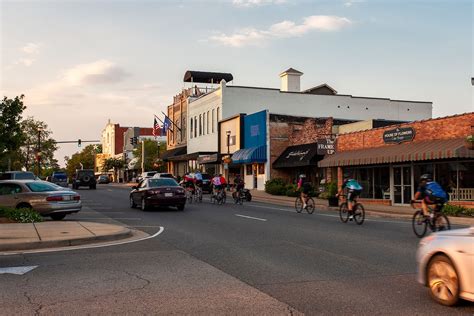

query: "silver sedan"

left=417, top=227, right=474, bottom=306
left=0, top=180, right=82, bottom=220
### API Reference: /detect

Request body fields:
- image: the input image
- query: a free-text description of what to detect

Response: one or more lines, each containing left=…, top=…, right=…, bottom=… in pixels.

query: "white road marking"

left=1, top=227, right=165, bottom=256
left=235, top=214, right=267, bottom=221
left=0, top=266, right=38, bottom=275
left=77, top=217, right=142, bottom=220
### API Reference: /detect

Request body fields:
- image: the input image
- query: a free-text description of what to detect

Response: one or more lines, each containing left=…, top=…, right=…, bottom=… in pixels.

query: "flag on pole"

left=152, top=118, right=160, bottom=137
left=163, top=116, right=172, bottom=133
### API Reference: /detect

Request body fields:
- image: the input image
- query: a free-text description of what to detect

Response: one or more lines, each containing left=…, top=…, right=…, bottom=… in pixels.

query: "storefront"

left=230, top=110, right=269, bottom=190
left=319, top=113, right=474, bottom=207
left=161, top=146, right=187, bottom=177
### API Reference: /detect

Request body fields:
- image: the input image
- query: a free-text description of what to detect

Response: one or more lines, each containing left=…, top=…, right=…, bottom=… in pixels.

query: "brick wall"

left=337, top=113, right=474, bottom=152
left=114, top=126, right=129, bottom=155
left=139, top=128, right=154, bottom=136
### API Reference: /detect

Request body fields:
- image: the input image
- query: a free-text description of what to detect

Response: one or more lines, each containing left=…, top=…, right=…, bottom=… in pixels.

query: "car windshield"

left=202, top=174, right=211, bottom=180
left=53, top=174, right=67, bottom=180
left=78, top=171, right=94, bottom=177
left=148, top=179, right=178, bottom=187
left=26, top=181, right=62, bottom=192
left=146, top=172, right=157, bottom=177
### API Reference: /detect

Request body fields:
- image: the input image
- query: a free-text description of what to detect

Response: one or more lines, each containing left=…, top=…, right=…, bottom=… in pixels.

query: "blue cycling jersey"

left=343, top=179, right=363, bottom=191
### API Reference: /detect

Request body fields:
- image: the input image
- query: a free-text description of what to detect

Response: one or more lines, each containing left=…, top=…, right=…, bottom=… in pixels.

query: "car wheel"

left=50, top=213, right=66, bottom=221
left=177, top=204, right=185, bottom=211
left=90, top=184, right=96, bottom=189
left=130, top=196, right=136, bottom=208
left=141, top=198, right=148, bottom=211
left=427, top=254, right=460, bottom=306
left=16, top=203, right=32, bottom=210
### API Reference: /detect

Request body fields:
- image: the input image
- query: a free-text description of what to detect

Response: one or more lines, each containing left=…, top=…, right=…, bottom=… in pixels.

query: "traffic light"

left=78, top=139, right=82, bottom=147
left=130, top=137, right=134, bottom=145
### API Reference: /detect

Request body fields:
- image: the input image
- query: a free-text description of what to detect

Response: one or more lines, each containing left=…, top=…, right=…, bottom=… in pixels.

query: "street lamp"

left=226, top=131, right=231, bottom=155
left=37, top=127, right=43, bottom=177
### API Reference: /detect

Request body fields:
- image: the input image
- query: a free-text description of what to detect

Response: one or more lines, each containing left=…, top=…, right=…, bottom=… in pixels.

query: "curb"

left=0, top=226, right=132, bottom=252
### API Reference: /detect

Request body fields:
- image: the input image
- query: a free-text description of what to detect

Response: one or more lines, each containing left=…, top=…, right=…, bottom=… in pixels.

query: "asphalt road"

left=1, top=184, right=473, bottom=315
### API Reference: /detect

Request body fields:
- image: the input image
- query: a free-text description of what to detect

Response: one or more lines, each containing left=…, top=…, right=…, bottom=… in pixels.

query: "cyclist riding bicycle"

left=212, top=174, right=223, bottom=196
left=233, top=174, right=245, bottom=200
left=336, top=174, right=362, bottom=212
left=297, top=174, right=312, bottom=209
left=183, top=173, right=195, bottom=194
left=411, top=174, right=447, bottom=221
left=194, top=171, right=203, bottom=189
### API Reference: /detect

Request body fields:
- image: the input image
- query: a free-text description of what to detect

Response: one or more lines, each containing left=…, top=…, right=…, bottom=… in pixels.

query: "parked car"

left=136, top=171, right=158, bottom=183
left=97, top=175, right=110, bottom=184
left=51, top=171, right=68, bottom=187
left=129, top=178, right=185, bottom=211
left=152, top=173, right=174, bottom=179
left=0, top=180, right=81, bottom=220
left=72, top=169, right=96, bottom=189
left=201, top=173, right=212, bottom=193
left=0, top=171, right=36, bottom=180
left=417, top=227, right=474, bottom=306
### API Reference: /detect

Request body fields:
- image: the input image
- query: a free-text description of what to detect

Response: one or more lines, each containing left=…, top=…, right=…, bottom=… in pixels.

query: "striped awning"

left=232, top=146, right=266, bottom=164
left=318, top=138, right=474, bottom=168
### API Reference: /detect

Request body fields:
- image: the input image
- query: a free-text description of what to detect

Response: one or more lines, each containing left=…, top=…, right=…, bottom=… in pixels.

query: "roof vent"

left=279, top=68, right=303, bottom=92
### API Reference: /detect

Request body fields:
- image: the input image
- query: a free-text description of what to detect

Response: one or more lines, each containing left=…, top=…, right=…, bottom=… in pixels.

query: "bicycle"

left=295, top=195, right=315, bottom=214
left=233, top=188, right=244, bottom=205
left=338, top=195, right=365, bottom=225
left=211, top=187, right=226, bottom=205
left=194, top=186, right=203, bottom=203
left=411, top=201, right=450, bottom=238
left=185, top=187, right=194, bottom=204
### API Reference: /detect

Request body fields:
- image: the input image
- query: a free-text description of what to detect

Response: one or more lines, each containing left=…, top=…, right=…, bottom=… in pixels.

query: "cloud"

left=21, top=43, right=41, bottom=54
left=17, top=58, right=35, bottom=67
left=62, top=60, right=130, bottom=86
left=232, top=0, right=286, bottom=7
left=344, top=0, right=365, bottom=7
left=210, top=15, right=352, bottom=47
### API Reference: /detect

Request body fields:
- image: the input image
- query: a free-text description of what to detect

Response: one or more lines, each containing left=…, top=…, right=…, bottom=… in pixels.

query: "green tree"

left=102, top=157, right=125, bottom=182
left=12, top=117, right=59, bottom=176
left=0, top=95, right=26, bottom=171
left=132, top=139, right=166, bottom=172
left=65, top=144, right=101, bottom=178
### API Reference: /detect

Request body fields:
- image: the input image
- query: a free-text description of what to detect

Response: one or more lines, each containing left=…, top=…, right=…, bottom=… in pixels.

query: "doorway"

left=393, top=165, right=412, bottom=204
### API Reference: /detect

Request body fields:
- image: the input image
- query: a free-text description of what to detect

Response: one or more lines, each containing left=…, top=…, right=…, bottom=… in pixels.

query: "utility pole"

left=37, top=128, right=42, bottom=177
left=141, top=138, right=145, bottom=173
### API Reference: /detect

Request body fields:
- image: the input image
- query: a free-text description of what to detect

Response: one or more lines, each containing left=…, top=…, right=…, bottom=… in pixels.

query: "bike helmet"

left=299, top=174, right=306, bottom=178
left=420, top=174, right=432, bottom=182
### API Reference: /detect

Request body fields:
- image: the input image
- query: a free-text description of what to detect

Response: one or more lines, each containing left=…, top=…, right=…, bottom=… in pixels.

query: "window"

left=212, top=109, right=215, bottom=133
left=0, top=183, right=22, bottom=195
left=149, top=179, right=179, bottom=187
left=217, top=107, right=220, bottom=122
left=194, top=117, right=197, bottom=138
left=199, top=114, right=202, bottom=136
left=190, top=118, right=193, bottom=139
left=246, top=165, right=253, bottom=175
left=207, top=111, right=210, bottom=134
left=344, top=167, right=389, bottom=199
left=26, top=182, right=60, bottom=192
left=258, top=163, right=265, bottom=175
left=202, top=113, right=205, bottom=135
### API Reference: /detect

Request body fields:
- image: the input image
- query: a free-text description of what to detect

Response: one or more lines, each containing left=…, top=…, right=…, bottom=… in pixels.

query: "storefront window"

left=258, top=163, right=265, bottom=175
left=345, top=166, right=389, bottom=199
left=246, top=165, right=252, bottom=175
left=374, top=167, right=390, bottom=199
left=413, top=163, right=434, bottom=189
left=435, top=163, right=457, bottom=195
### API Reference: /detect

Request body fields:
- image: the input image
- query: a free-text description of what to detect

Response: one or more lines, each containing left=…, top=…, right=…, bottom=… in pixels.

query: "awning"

left=161, top=146, right=187, bottom=161
left=273, top=143, right=322, bottom=169
left=232, top=146, right=266, bottom=164
left=197, top=153, right=221, bottom=164
left=318, top=138, right=474, bottom=168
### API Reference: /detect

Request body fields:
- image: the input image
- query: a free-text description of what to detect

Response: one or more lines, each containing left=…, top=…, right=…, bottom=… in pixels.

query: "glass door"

left=393, top=165, right=412, bottom=204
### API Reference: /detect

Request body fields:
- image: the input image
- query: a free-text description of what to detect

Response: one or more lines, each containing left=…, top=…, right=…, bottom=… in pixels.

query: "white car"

left=136, top=171, right=157, bottom=183
left=417, top=227, right=474, bottom=306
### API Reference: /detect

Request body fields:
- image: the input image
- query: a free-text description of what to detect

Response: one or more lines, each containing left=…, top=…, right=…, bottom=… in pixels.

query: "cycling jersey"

left=417, top=181, right=447, bottom=204
left=212, top=177, right=221, bottom=186
left=195, top=173, right=203, bottom=181
left=342, top=179, right=363, bottom=191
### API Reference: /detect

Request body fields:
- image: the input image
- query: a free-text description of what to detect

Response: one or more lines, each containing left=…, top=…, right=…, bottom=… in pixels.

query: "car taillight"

left=73, top=195, right=80, bottom=201
left=46, top=195, right=63, bottom=202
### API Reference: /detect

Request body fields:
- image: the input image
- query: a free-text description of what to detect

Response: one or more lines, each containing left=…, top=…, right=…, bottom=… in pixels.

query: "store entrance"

left=393, top=165, right=412, bottom=204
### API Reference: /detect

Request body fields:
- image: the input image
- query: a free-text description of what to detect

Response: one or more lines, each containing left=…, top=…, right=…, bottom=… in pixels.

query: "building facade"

left=319, top=113, right=474, bottom=207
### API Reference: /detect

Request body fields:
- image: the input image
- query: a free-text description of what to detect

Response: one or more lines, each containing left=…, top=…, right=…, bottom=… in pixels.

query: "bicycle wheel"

left=306, top=198, right=315, bottom=214
left=412, top=210, right=428, bottom=238
left=238, top=195, right=244, bottom=205
left=353, top=203, right=365, bottom=225
left=295, top=198, right=303, bottom=213
left=339, top=202, right=349, bottom=223
left=434, top=214, right=450, bottom=232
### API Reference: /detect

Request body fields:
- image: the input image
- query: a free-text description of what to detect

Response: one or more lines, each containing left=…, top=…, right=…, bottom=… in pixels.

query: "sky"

left=1, top=0, right=473, bottom=167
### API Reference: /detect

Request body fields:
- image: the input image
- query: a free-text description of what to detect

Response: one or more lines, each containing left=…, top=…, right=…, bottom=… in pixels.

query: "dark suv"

left=72, top=169, right=96, bottom=189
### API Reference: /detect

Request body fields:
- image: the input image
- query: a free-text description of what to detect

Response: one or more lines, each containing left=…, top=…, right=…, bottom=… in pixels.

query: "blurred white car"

left=417, top=227, right=474, bottom=306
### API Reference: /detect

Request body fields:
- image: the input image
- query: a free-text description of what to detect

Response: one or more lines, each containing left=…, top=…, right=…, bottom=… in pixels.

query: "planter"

left=328, top=197, right=339, bottom=207
left=465, top=141, right=474, bottom=150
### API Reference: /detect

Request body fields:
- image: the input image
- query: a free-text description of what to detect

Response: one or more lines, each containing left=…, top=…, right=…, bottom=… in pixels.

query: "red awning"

left=318, top=138, right=474, bottom=168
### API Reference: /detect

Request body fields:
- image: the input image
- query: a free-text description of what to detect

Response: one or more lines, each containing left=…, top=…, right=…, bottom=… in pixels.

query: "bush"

left=443, top=204, right=474, bottom=217
left=319, top=182, right=338, bottom=199
left=0, top=207, right=43, bottom=223
left=265, top=178, right=287, bottom=196
left=285, top=184, right=299, bottom=197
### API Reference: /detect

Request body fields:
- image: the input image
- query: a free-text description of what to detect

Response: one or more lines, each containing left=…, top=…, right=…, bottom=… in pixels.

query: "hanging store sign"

left=383, top=127, right=415, bottom=144
left=317, top=139, right=336, bottom=155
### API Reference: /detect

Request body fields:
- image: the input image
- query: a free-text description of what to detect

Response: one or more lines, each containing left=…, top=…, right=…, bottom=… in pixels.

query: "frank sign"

left=317, top=139, right=335, bottom=155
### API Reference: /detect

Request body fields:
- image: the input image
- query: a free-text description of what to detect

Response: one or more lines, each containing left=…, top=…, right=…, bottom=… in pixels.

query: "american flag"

left=152, top=118, right=160, bottom=137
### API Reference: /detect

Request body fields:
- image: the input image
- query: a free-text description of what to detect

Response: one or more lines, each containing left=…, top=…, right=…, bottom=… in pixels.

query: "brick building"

left=319, top=113, right=474, bottom=207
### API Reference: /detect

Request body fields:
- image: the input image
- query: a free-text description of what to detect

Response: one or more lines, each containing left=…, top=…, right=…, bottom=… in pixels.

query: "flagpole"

left=161, top=111, right=181, bottom=132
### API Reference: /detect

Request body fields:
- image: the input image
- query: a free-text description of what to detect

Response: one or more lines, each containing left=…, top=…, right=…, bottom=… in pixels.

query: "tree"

left=0, top=95, right=26, bottom=171
left=132, top=139, right=166, bottom=172
left=65, top=144, right=101, bottom=178
left=102, top=157, right=125, bottom=183
left=12, top=117, right=59, bottom=176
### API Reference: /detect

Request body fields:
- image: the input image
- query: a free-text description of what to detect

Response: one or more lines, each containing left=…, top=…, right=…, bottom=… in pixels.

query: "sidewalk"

left=250, top=190, right=474, bottom=226
left=0, top=221, right=132, bottom=252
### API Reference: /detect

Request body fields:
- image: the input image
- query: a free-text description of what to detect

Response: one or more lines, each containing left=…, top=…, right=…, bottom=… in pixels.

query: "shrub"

left=466, top=135, right=474, bottom=143
left=286, top=184, right=299, bottom=197
left=265, top=178, right=287, bottom=196
left=443, top=204, right=474, bottom=217
left=0, top=207, right=43, bottom=223
left=319, top=182, right=338, bottom=199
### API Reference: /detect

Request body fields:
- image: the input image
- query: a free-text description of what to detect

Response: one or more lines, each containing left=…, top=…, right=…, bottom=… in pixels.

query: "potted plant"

left=319, top=182, right=339, bottom=206
left=466, top=135, right=474, bottom=150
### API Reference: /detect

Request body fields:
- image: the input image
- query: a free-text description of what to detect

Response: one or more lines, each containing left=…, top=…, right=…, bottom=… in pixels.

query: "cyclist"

left=183, top=173, right=195, bottom=195
left=336, top=174, right=362, bottom=212
left=233, top=174, right=245, bottom=201
left=297, top=174, right=312, bottom=209
left=194, top=171, right=203, bottom=189
left=411, top=174, right=447, bottom=222
left=212, top=174, right=223, bottom=197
